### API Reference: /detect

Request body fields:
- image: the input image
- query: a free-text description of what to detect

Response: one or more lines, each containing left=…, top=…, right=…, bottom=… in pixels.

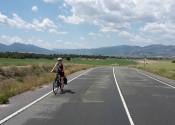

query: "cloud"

left=49, top=29, right=68, bottom=34
left=61, top=0, right=175, bottom=33
left=140, top=22, right=175, bottom=43
left=80, top=37, right=84, bottom=40
left=61, top=0, right=135, bottom=32
left=118, top=31, right=153, bottom=44
left=58, top=15, right=85, bottom=24
left=0, top=12, right=7, bottom=23
left=0, top=35, right=23, bottom=44
left=33, top=18, right=57, bottom=29
left=53, top=40, right=87, bottom=49
left=43, top=0, right=58, bottom=3
left=141, top=22, right=175, bottom=34
left=32, top=6, right=38, bottom=12
left=56, top=40, right=62, bottom=42
left=0, top=13, right=35, bottom=29
left=63, top=3, right=67, bottom=7
left=89, top=32, right=103, bottom=37
left=0, top=13, right=58, bottom=31
left=65, top=41, right=72, bottom=45
left=28, top=38, right=53, bottom=49
left=64, top=41, right=84, bottom=48
left=73, top=42, right=84, bottom=46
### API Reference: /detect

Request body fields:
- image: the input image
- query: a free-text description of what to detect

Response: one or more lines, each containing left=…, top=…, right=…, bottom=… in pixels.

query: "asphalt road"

left=1, top=67, right=175, bottom=125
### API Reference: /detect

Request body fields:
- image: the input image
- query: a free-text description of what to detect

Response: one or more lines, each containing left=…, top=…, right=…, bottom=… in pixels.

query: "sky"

left=0, top=0, right=175, bottom=50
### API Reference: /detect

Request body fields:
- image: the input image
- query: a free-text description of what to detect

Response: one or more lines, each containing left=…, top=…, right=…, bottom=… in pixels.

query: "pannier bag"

left=64, top=76, right=67, bottom=85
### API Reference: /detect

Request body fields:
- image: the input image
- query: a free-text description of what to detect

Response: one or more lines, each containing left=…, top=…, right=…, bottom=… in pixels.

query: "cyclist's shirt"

left=58, top=64, right=63, bottom=71
left=57, top=63, right=64, bottom=77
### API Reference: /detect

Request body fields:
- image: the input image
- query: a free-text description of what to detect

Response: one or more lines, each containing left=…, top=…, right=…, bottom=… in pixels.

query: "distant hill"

left=0, top=43, right=175, bottom=57
left=0, top=43, right=53, bottom=54
left=53, top=44, right=175, bottom=57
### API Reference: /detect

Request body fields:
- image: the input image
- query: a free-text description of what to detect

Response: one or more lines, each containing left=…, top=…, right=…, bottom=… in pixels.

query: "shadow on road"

left=61, top=89, right=76, bottom=94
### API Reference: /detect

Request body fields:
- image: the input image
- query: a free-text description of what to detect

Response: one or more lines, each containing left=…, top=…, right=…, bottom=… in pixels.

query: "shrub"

left=172, top=60, right=175, bottom=63
left=11, top=67, right=22, bottom=76
left=16, top=77, right=24, bottom=82
left=0, top=95, right=9, bottom=104
left=0, top=67, right=5, bottom=76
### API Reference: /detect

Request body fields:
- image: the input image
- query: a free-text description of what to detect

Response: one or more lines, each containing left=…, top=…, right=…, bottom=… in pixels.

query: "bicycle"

left=53, top=74, right=62, bottom=95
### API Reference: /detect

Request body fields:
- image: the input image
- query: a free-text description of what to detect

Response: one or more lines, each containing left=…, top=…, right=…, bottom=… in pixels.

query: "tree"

left=66, top=57, right=71, bottom=61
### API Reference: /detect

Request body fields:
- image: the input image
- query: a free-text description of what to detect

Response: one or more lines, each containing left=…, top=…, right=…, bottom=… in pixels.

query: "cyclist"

left=51, top=57, right=65, bottom=92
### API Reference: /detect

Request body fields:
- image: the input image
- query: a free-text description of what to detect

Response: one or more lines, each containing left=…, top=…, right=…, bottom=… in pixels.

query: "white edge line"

left=113, top=67, right=134, bottom=125
left=0, top=67, right=96, bottom=125
left=135, top=69, right=175, bottom=89
left=68, top=68, right=95, bottom=83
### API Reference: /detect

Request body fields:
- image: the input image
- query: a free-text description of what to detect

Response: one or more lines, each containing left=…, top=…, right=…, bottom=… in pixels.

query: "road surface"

left=1, top=67, right=175, bottom=125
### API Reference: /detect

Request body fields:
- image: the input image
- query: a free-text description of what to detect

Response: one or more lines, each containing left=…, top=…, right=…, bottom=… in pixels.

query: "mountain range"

left=0, top=43, right=175, bottom=57
left=0, top=43, right=53, bottom=54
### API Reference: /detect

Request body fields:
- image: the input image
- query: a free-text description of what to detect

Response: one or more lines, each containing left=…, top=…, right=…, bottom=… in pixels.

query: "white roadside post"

left=144, top=55, right=146, bottom=69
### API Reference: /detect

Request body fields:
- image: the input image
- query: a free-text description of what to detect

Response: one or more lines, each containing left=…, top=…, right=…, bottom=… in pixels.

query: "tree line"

left=0, top=52, right=115, bottom=60
left=0, top=52, right=173, bottom=61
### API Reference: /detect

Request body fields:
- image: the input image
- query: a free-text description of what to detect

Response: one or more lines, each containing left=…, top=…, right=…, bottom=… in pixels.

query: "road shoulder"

left=132, top=67, right=175, bottom=87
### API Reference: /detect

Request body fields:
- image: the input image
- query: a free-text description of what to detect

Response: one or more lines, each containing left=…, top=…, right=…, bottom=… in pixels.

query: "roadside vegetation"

left=135, top=60, right=175, bottom=81
left=0, top=63, right=93, bottom=104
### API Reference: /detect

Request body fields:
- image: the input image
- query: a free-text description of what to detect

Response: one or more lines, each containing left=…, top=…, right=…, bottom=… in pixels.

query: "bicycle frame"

left=53, top=74, right=61, bottom=95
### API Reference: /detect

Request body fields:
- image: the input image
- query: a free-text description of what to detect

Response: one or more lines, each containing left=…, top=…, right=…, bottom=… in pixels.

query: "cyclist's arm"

left=62, top=63, right=65, bottom=72
left=51, top=62, right=58, bottom=72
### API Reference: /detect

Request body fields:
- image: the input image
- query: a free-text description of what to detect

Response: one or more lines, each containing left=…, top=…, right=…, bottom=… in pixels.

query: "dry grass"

left=111, top=64, right=119, bottom=66
left=134, top=60, right=175, bottom=81
left=0, top=64, right=93, bottom=104
left=136, top=67, right=175, bottom=81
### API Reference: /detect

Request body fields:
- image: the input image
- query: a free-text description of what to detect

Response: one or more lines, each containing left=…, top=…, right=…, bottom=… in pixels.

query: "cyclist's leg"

left=56, top=73, right=59, bottom=85
left=60, top=72, right=64, bottom=90
left=60, top=76, right=64, bottom=90
left=58, top=72, right=64, bottom=92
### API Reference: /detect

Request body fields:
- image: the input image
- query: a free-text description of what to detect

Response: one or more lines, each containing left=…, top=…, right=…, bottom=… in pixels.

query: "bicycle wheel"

left=53, top=79, right=59, bottom=95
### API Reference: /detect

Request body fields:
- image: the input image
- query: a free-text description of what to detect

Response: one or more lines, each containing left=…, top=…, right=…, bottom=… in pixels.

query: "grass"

left=135, top=60, right=175, bottom=81
left=64, top=58, right=137, bottom=66
left=136, top=60, right=175, bottom=70
left=0, top=57, right=137, bottom=66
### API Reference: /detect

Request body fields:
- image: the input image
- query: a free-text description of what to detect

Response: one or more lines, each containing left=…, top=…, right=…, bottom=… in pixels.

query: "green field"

left=0, top=58, right=137, bottom=66
left=64, top=58, right=137, bottom=66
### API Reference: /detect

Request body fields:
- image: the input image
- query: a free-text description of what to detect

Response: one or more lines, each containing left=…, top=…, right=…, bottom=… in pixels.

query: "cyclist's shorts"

left=58, top=72, right=64, bottom=77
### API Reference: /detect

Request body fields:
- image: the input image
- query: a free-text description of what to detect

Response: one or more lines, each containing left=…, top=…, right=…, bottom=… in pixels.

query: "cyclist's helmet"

left=57, top=57, right=62, bottom=61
